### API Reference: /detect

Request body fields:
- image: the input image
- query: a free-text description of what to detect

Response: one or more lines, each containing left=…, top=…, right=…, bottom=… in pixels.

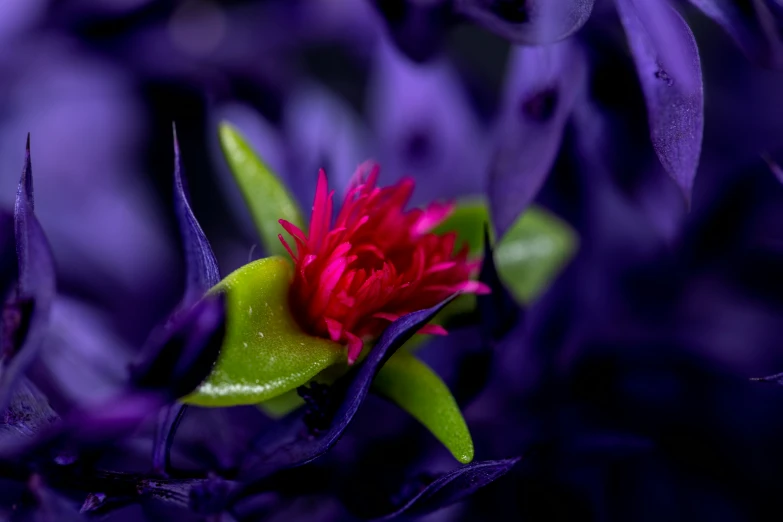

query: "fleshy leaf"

left=173, top=125, right=221, bottom=304
left=615, top=0, right=704, bottom=206
left=495, top=205, right=577, bottom=304
left=183, top=257, right=345, bottom=407
left=0, top=137, right=56, bottom=411
left=432, top=200, right=490, bottom=255
left=219, top=122, right=306, bottom=257
left=238, top=297, right=455, bottom=484
left=454, top=0, right=594, bottom=45
left=488, top=41, right=587, bottom=237
left=687, top=0, right=783, bottom=68
left=435, top=200, right=577, bottom=304
left=366, top=457, right=521, bottom=520
left=372, top=352, right=474, bottom=463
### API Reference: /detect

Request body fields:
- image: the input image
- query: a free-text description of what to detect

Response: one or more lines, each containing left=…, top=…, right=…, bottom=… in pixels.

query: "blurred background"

left=2, top=0, right=783, bottom=520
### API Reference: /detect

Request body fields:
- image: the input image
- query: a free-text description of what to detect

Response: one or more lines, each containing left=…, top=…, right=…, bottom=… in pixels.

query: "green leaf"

left=434, top=199, right=577, bottom=304
left=495, top=205, right=577, bottom=303
left=372, top=352, right=474, bottom=464
left=219, top=122, right=306, bottom=257
left=183, top=256, right=345, bottom=407
left=432, top=199, right=489, bottom=255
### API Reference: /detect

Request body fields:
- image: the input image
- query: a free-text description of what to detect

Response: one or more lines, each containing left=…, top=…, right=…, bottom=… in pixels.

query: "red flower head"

left=278, top=162, right=489, bottom=364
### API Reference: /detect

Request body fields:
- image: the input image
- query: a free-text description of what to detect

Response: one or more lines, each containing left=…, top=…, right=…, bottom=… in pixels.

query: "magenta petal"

left=489, top=41, right=587, bottom=236
left=0, top=137, right=56, bottom=412
left=615, top=0, right=704, bottom=206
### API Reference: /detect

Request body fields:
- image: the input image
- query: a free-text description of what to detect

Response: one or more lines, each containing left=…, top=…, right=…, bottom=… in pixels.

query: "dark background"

left=2, top=0, right=783, bottom=520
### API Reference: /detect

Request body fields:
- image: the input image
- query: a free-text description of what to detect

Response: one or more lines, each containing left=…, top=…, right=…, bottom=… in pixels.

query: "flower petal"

left=489, top=41, right=587, bottom=236
left=0, top=137, right=56, bottom=412
left=454, top=0, right=594, bottom=44
left=173, top=125, right=221, bottom=305
left=615, top=0, right=704, bottom=206
left=237, top=296, right=456, bottom=486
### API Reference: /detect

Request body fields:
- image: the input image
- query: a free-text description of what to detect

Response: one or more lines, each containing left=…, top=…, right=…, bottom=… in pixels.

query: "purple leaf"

left=0, top=378, right=58, bottom=441
left=238, top=297, right=456, bottom=485
left=0, top=137, right=56, bottom=411
left=368, top=457, right=521, bottom=520
left=488, top=41, right=587, bottom=236
left=687, top=0, right=783, bottom=68
left=368, top=41, right=488, bottom=205
left=0, top=391, right=164, bottom=463
left=478, top=227, right=521, bottom=343
left=372, top=0, right=452, bottom=62
left=173, top=125, right=221, bottom=305
left=0, top=211, right=15, bottom=299
left=131, top=294, right=227, bottom=400
left=143, top=129, right=223, bottom=481
left=454, top=0, right=594, bottom=44
left=151, top=402, right=188, bottom=476
left=615, top=0, right=704, bottom=206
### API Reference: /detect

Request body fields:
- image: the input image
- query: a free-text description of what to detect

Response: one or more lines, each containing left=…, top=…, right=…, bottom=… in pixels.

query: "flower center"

left=278, top=162, right=488, bottom=363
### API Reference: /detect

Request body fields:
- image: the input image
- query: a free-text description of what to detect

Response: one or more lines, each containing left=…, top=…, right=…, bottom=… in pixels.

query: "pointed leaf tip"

left=218, top=122, right=305, bottom=258
left=374, top=352, right=474, bottom=463
left=367, top=457, right=522, bottom=520
left=173, top=131, right=220, bottom=304
left=0, top=142, right=56, bottom=411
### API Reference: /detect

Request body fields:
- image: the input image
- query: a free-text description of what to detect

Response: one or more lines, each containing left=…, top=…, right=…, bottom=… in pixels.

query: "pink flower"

left=279, top=162, right=489, bottom=363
